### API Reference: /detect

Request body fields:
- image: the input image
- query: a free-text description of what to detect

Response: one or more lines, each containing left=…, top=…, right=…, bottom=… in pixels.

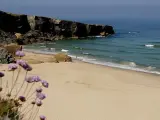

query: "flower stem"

left=0, top=78, right=2, bottom=88
left=20, top=103, right=33, bottom=113
left=27, top=91, right=36, bottom=100
left=26, top=104, right=36, bottom=120
left=11, top=71, right=15, bottom=89
left=9, top=67, right=21, bottom=95
left=23, top=83, right=29, bottom=95
left=32, top=107, right=40, bottom=120
left=26, top=83, right=35, bottom=98
left=14, top=71, right=28, bottom=99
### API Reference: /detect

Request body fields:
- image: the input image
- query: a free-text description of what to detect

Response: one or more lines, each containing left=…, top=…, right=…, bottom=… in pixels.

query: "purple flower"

left=8, top=63, right=18, bottom=71
left=32, top=76, right=41, bottom=82
left=25, top=76, right=41, bottom=83
left=25, top=76, right=34, bottom=83
left=39, top=115, right=46, bottom=120
left=36, top=88, right=43, bottom=93
left=0, top=72, right=4, bottom=77
left=36, top=99, right=42, bottom=106
left=18, top=96, right=26, bottom=102
left=36, top=93, right=46, bottom=100
left=16, top=50, right=25, bottom=57
left=16, top=60, right=32, bottom=71
left=41, top=80, right=49, bottom=88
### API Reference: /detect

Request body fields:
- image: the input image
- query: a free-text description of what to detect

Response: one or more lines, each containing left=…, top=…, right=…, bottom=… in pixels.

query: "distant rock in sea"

left=0, top=10, right=115, bottom=45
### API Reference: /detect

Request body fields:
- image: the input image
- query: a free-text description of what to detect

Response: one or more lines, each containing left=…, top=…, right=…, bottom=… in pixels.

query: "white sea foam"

left=82, top=52, right=90, bottom=55
left=68, top=54, right=160, bottom=75
left=145, top=44, right=154, bottom=48
left=120, top=61, right=136, bottom=67
left=61, top=49, right=69, bottom=52
left=95, top=36, right=105, bottom=38
left=24, top=49, right=160, bottom=75
left=128, top=31, right=139, bottom=34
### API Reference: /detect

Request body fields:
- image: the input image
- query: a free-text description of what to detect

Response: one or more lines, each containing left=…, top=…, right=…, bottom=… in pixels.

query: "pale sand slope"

left=1, top=52, right=160, bottom=120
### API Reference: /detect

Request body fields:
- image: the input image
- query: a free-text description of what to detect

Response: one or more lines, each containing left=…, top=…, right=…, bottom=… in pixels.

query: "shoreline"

left=24, top=49, right=160, bottom=76
left=1, top=50, right=160, bottom=120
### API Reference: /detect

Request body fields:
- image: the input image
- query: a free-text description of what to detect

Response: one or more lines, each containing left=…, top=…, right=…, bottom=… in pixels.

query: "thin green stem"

left=14, top=71, right=28, bottom=99
left=27, top=91, right=36, bottom=100
left=23, top=83, right=29, bottom=95
left=32, top=107, right=40, bottom=120
left=21, top=104, right=32, bottom=113
left=25, top=105, right=35, bottom=120
left=0, top=78, right=2, bottom=88
left=9, top=67, right=21, bottom=95
left=11, top=71, right=15, bottom=89
left=26, top=83, right=35, bottom=98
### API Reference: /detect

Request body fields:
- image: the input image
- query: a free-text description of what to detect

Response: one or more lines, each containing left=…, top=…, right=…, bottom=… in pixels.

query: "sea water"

left=6, top=5, right=160, bottom=74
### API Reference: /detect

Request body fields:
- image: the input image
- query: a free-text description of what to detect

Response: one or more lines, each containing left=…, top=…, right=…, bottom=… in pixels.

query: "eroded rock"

left=0, top=10, right=115, bottom=44
left=54, top=53, right=72, bottom=62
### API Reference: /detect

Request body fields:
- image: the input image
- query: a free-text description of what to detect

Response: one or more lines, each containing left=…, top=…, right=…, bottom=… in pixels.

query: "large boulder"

left=4, top=44, right=21, bottom=56
left=0, top=47, right=15, bottom=63
left=54, top=53, right=72, bottom=62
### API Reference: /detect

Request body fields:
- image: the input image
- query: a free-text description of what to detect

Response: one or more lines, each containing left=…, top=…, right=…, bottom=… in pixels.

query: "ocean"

left=4, top=5, right=160, bottom=74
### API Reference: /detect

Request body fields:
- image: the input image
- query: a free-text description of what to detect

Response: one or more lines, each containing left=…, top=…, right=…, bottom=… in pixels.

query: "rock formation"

left=0, top=10, right=115, bottom=45
left=54, top=53, right=72, bottom=62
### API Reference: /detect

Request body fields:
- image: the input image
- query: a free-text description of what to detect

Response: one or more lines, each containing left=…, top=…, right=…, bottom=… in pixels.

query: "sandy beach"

left=1, top=52, right=160, bottom=120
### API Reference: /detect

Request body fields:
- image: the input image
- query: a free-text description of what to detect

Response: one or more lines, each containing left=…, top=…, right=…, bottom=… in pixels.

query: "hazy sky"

left=1, top=0, right=160, bottom=6
left=1, top=0, right=160, bottom=22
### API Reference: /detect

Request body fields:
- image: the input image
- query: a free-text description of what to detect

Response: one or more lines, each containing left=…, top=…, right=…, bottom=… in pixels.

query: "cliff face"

left=0, top=10, right=114, bottom=44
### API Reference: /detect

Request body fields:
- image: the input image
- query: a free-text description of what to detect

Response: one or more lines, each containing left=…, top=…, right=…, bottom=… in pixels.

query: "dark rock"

left=0, top=10, right=115, bottom=44
left=0, top=11, right=30, bottom=33
left=74, top=23, right=88, bottom=37
left=0, top=47, right=15, bottom=64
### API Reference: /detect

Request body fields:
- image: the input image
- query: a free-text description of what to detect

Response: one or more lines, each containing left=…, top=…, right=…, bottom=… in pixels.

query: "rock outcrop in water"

left=0, top=10, right=114, bottom=44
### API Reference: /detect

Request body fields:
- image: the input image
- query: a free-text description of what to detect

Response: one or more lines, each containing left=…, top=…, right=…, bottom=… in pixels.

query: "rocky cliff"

left=0, top=10, right=114, bottom=44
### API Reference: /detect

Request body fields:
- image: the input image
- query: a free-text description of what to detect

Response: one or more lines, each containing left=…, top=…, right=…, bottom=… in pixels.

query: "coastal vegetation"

left=0, top=49, right=48, bottom=120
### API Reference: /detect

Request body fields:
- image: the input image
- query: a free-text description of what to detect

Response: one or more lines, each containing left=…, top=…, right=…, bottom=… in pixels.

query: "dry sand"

left=1, top=52, right=160, bottom=120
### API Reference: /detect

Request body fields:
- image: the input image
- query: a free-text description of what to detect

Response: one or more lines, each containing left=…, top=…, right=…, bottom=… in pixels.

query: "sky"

left=1, top=0, right=160, bottom=6
left=1, top=0, right=160, bottom=22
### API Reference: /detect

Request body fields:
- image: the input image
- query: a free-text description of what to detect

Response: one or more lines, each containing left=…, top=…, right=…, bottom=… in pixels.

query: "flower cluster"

left=8, top=63, right=18, bottom=71
left=17, top=60, right=32, bottom=71
left=0, top=49, right=48, bottom=120
left=16, top=50, right=25, bottom=57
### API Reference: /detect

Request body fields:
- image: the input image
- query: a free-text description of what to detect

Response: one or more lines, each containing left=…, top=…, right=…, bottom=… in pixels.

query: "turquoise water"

left=25, top=18, right=160, bottom=74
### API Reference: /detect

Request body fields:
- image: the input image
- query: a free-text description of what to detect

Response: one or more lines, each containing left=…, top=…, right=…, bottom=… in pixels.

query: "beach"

left=1, top=52, right=160, bottom=120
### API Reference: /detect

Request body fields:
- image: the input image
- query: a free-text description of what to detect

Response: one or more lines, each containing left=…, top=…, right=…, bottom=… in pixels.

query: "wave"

left=145, top=44, right=154, bottom=48
left=95, top=35, right=105, bottom=38
left=61, top=49, right=69, bottom=52
left=73, top=46, right=110, bottom=53
left=69, top=54, right=160, bottom=75
left=120, top=61, right=137, bottom=67
left=128, top=31, right=140, bottom=34
left=24, top=48, right=160, bottom=75
left=145, top=44, right=160, bottom=48
left=82, top=52, right=90, bottom=55
left=46, top=48, right=56, bottom=52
